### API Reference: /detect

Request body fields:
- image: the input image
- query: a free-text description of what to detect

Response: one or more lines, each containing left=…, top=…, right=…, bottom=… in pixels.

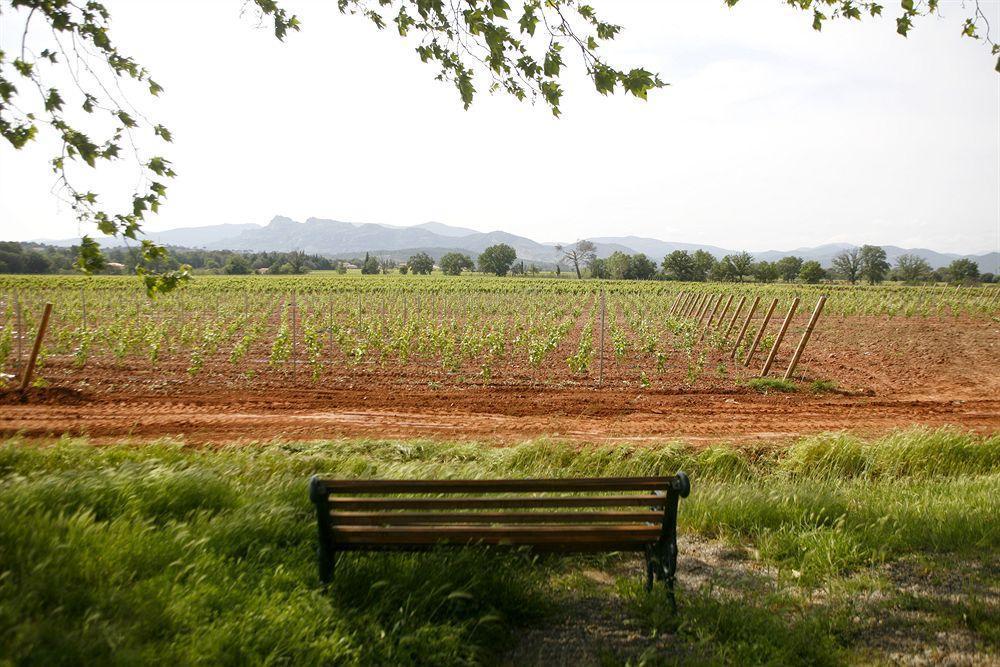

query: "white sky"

left=1, top=0, right=998, bottom=254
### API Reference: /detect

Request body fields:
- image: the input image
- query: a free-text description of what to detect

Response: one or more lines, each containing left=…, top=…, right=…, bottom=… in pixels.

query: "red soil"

left=1, top=315, right=997, bottom=444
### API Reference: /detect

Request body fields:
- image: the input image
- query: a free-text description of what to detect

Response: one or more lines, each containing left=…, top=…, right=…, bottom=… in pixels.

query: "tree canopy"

left=478, top=243, right=517, bottom=276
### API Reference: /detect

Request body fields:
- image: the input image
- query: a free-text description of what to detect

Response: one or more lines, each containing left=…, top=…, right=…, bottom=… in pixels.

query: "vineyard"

left=1, top=275, right=998, bottom=394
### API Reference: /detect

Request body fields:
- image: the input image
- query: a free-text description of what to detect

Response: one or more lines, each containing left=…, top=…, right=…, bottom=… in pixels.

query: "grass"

left=746, top=377, right=798, bottom=393
left=0, top=428, right=997, bottom=664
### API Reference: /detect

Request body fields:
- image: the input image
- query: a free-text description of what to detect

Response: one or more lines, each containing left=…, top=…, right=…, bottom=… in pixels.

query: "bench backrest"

left=309, top=474, right=690, bottom=555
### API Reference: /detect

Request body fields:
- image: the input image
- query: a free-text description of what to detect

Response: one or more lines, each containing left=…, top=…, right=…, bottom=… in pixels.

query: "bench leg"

left=318, top=547, right=335, bottom=586
left=644, top=546, right=654, bottom=591
left=664, top=540, right=678, bottom=612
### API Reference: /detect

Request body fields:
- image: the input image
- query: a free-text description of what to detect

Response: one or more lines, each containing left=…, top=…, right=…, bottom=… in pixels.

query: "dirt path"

left=2, top=385, right=996, bottom=443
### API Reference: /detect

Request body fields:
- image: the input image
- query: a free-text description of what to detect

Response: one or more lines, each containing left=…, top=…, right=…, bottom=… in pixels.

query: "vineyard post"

left=669, top=291, right=684, bottom=316
left=328, top=296, right=334, bottom=364
left=18, top=303, right=52, bottom=392
left=688, top=293, right=708, bottom=317
left=697, top=294, right=716, bottom=324
left=724, top=295, right=747, bottom=339
left=730, top=295, right=760, bottom=359
left=685, top=293, right=700, bottom=318
left=713, top=294, right=734, bottom=330
left=291, top=291, right=298, bottom=381
left=742, top=298, right=777, bottom=366
left=81, top=287, right=87, bottom=332
left=760, top=297, right=800, bottom=377
left=683, top=293, right=699, bottom=318
left=691, top=293, right=706, bottom=319
left=675, top=292, right=689, bottom=317
left=706, top=294, right=722, bottom=327
left=702, top=294, right=726, bottom=337
left=15, top=290, right=22, bottom=374
left=783, top=295, right=826, bottom=380
left=599, top=290, right=606, bottom=386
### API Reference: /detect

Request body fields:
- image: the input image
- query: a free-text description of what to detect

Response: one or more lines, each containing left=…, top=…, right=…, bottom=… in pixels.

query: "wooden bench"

left=308, top=472, right=691, bottom=604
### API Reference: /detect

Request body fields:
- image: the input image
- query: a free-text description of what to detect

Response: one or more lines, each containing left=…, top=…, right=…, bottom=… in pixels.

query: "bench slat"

left=318, top=477, right=677, bottom=493
left=329, top=524, right=662, bottom=546
left=327, top=495, right=667, bottom=511
left=329, top=511, right=665, bottom=525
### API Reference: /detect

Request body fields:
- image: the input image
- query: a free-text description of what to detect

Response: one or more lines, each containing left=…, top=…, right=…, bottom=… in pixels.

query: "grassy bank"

left=0, top=429, right=997, bottom=664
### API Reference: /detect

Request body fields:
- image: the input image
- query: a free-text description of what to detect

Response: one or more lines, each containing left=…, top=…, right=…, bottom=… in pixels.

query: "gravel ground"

left=502, top=536, right=998, bottom=666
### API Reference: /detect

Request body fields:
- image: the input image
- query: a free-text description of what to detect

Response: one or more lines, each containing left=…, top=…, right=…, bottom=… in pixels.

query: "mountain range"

left=33, top=216, right=999, bottom=272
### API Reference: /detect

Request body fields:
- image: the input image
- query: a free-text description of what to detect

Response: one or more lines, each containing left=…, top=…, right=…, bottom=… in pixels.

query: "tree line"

left=0, top=242, right=336, bottom=275
left=2, top=240, right=992, bottom=285
left=554, top=241, right=991, bottom=285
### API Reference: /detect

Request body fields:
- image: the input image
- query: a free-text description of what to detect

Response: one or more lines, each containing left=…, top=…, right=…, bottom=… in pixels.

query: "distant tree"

left=894, top=254, right=932, bottom=284
left=859, top=245, right=890, bottom=285
left=627, top=253, right=657, bottom=280
left=335, top=261, right=348, bottom=274
left=361, top=252, right=379, bottom=275
left=407, top=252, right=434, bottom=275
left=752, top=260, right=779, bottom=283
left=529, top=264, right=539, bottom=275
left=774, top=256, right=804, bottom=282
left=947, top=258, right=980, bottom=284
left=22, top=252, right=51, bottom=274
left=555, top=264, right=561, bottom=277
left=711, top=256, right=736, bottom=282
left=556, top=239, right=597, bottom=278
left=662, top=250, right=697, bottom=281
left=605, top=251, right=631, bottom=280
left=799, top=260, right=826, bottom=284
left=691, top=250, right=716, bottom=282
left=587, top=258, right=607, bottom=279
left=398, top=264, right=409, bottom=274
left=439, top=252, right=475, bottom=276
left=831, top=248, right=862, bottom=284
left=726, top=251, right=754, bottom=282
left=981, top=272, right=996, bottom=284
left=478, top=244, right=517, bottom=276
left=223, top=255, right=252, bottom=275
left=556, top=240, right=597, bottom=279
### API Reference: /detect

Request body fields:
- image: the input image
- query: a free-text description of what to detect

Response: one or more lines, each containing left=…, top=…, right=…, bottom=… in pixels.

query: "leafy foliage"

left=439, top=252, right=475, bottom=276
left=478, top=243, right=517, bottom=276
left=407, top=252, right=435, bottom=275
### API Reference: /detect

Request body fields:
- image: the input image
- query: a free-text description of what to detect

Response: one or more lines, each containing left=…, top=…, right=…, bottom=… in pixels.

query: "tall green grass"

left=0, top=428, right=996, bottom=664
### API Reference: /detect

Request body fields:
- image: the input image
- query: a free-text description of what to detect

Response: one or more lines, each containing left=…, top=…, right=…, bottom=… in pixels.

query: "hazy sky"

left=1, top=0, right=998, bottom=253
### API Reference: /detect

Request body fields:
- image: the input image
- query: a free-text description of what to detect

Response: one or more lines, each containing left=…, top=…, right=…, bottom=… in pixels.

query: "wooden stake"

left=19, top=303, right=52, bottom=392
left=694, top=294, right=710, bottom=320
left=704, top=294, right=726, bottom=331
left=743, top=298, right=778, bottom=366
left=599, top=290, right=605, bottom=386
left=729, top=296, right=760, bottom=360
left=687, top=293, right=703, bottom=318
left=328, top=297, right=334, bottom=363
left=783, top=296, right=826, bottom=380
left=14, top=290, right=22, bottom=374
left=723, top=295, right=746, bottom=339
left=668, top=291, right=684, bottom=316
left=698, top=294, right=717, bottom=326
left=684, top=293, right=701, bottom=318
left=714, top=294, right=734, bottom=330
left=291, top=291, right=298, bottom=380
left=677, top=292, right=692, bottom=317
left=759, top=298, right=799, bottom=376
left=81, top=288, right=87, bottom=332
